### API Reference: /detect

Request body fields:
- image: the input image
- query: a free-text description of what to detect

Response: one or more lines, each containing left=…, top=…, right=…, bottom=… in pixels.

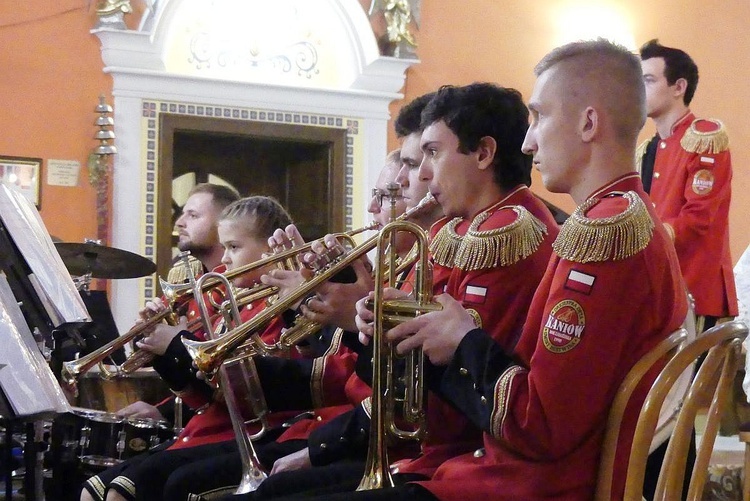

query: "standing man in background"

left=638, top=39, right=738, bottom=332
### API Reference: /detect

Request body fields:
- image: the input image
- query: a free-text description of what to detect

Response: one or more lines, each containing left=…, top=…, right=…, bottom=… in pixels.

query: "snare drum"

left=75, top=408, right=125, bottom=471
left=120, top=417, right=173, bottom=459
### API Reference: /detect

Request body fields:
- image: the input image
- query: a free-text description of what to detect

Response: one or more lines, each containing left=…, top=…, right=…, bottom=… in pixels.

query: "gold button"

left=654, top=172, right=660, bottom=179
left=182, top=437, right=189, bottom=442
left=459, top=368, right=468, bottom=376
left=316, top=416, right=323, bottom=421
left=660, top=141, right=666, bottom=149
left=473, top=448, right=485, bottom=458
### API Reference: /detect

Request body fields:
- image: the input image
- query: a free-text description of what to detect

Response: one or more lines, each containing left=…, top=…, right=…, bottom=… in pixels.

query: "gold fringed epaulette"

left=681, top=119, right=729, bottom=155
left=454, top=205, right=548, bottom=271
left=429, top=217, right=463, bottom=267
left=635, top=139, right=650, bottom=174
left=166, top=255, right=204, bottom=284
left=553, top=191, right=654, bottom=263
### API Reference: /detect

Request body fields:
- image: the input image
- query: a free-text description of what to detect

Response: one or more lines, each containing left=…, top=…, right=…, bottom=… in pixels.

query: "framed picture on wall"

left=0, top=156, right=42, bottom=208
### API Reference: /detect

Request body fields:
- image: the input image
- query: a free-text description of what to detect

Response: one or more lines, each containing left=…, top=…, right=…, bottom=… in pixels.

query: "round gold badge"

left=692, top=169, right=714, bottom=195
left=542, top=299, right=585, bottom=354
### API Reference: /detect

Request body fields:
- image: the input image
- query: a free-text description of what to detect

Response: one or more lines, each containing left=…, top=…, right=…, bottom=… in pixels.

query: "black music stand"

left=0, top=185, right=90, bottom=500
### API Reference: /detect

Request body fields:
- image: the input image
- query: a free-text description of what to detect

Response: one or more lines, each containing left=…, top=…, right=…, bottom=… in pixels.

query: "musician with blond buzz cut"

left=371, top=40, right=688, bottom=501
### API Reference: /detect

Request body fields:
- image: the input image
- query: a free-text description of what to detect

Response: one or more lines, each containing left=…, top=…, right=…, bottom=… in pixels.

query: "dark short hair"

left=394, top=92, right=436, bottom=138
left=220, top=196, right=293, bottom=240
left=188, top=183, right=241, bottom=212
left=420, top=82, right=532, bottom=189
left=640, top=39, right=699, bottom=105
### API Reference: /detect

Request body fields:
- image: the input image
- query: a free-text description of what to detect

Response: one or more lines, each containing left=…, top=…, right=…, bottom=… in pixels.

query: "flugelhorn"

left=183, top=193, right=439, bottom=383
left=357, top=208, right=442, bottom=490
left=193, top=271, right=269, bottom=493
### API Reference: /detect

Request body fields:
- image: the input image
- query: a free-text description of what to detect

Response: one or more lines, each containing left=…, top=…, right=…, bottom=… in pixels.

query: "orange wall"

left=1, top=0, right=749, bottom=263
left=393, top=0, right=750, bottom=264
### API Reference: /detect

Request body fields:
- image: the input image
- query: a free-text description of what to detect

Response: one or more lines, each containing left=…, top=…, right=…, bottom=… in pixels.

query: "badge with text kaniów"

left=543, top=299, right=585, bottom=353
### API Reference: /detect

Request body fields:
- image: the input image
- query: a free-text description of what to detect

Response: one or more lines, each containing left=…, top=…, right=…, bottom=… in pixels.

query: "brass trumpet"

left=158, top=222, right=380, bottom=304
left=59, top=280, right=278, bottom=387
left=182, top=193, right=439, bottom=383
left=357, top=217, right=442, bottom=490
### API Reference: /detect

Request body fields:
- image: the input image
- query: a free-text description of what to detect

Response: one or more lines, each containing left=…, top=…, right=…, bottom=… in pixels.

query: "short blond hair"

left=535, top=39, right=645, bottom=145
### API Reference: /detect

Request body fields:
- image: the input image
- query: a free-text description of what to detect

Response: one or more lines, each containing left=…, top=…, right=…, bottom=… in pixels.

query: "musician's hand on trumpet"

left=137, top=297, right=168, bottom=323
left=136, top=317, right=189, bottom=356
left=354, top=287, right=405, bottom=345
left=386, top=293, right=477, bottom=366
left=296, top=235, right=374, bottom=333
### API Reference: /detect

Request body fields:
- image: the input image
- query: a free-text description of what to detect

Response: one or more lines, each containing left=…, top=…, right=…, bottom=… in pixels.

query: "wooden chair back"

left=595, top=320, right=748, bottom=501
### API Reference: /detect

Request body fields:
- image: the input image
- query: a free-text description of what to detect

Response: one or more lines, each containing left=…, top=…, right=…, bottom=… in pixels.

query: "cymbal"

left=55, top=242, right=156, bottom=279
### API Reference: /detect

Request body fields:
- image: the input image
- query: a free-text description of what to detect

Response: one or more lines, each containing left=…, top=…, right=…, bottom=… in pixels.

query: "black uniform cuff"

left=307, top=405, right=370, bottom=466
left=152, top=331, right=207, bottom=393
left=437, top=328, right=514, bottom=433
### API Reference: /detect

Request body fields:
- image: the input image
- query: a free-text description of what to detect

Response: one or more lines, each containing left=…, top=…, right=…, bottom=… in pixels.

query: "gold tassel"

left=429, top=217, right=464, bottom=267
left=167, top=255, right=204, bottom=284
left=680, top=119, right=729, bottom=154
left=553, top=191, right=654, bottom=263
left=454, top=205, right=548, bottom=271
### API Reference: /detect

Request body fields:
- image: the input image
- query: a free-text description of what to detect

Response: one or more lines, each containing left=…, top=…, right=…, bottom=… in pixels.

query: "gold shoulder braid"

left=634, top=139, right=650, bottom=174
left=429, top=217, right=464, bottom=267
left=167, top=255, right=204, bottom=284
left=680, top=119, right=729, bottom=154
left=454, top=205, right=548, bottom=271
left=553, top=191, right=653, bottom=263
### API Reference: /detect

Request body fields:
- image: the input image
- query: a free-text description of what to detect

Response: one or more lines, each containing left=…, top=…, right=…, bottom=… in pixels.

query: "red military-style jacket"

left=305, top=186, right=558, bottom=473
left=417, top=174, right=688, bottom=501
left=168, top=299, right=299, bottom=450
left=642, top=112, right=737, bottom=317
left=396, top=185, right=559, bottom=478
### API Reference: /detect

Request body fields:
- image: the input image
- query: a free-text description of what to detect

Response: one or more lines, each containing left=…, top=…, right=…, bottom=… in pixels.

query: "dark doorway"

left=157, top=114, right=346, bottom=279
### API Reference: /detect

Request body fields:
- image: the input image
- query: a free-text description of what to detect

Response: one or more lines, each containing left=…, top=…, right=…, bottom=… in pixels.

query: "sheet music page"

left=0, top=185, right=89, bottom=326
left=0, top=274, right=71, bottom=417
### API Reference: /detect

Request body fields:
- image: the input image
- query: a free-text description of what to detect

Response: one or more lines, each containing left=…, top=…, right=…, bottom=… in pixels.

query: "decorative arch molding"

left=93, top=0, right=417, bottom=330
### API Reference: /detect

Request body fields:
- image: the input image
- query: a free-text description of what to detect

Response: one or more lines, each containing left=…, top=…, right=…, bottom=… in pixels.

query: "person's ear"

left=673, top=77, right=688, bottom=99
left=580, top=106, right=599, bottom=143
left=476, top=136, right=497, bottom=171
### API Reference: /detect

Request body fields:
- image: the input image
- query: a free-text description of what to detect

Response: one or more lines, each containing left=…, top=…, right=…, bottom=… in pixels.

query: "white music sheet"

left=0, top=184, right=89, bottom=326
left=0, top=274, right=70, bottom=418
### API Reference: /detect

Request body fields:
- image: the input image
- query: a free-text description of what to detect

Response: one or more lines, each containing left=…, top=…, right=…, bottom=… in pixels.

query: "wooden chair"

left=595, top=320, right=748, bottom=501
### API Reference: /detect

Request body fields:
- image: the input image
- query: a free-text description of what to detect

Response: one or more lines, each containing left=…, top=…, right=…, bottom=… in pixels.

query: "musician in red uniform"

left=638, top=39, right=737, bottom=330
left=115, top=182, right=241, bottom=424
left=356, top=40, right=687, bottom=501
left=226, top=83, right=560, bottom=501
left=81, top=196, right=297, bottom=501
